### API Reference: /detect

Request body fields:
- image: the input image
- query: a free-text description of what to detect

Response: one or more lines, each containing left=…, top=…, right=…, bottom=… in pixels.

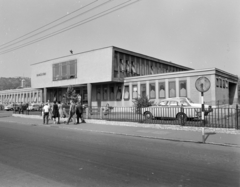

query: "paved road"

left=0, top=121, right=239, bottom=187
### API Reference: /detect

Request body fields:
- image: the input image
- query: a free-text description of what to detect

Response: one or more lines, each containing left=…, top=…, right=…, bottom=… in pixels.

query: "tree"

left=65, top=86, right=78, bottom=103
left=132, top=95, right=154, bottom=113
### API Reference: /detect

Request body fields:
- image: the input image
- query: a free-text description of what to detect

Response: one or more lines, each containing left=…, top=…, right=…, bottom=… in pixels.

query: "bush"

left=133, top=95, right=154, bottom=113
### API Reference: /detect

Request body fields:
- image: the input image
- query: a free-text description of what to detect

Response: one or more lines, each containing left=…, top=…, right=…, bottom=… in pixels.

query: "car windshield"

left=186, top=97, right=194, bottom=103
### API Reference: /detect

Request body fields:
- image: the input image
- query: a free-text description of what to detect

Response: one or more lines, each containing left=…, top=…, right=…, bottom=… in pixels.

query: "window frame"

left=149, top=82, right=156, bottom=99
left=179, top=80, right=187, bottom=97
left=169, top=81, right=176, bottom=98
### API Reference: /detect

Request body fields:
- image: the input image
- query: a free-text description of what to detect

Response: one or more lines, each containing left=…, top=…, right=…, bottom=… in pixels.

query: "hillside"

left=0, top=77, right=31, bottom=91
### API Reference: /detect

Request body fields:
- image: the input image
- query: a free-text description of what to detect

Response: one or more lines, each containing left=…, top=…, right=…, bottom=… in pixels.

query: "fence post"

left=236, top=105, right=239, bottom=130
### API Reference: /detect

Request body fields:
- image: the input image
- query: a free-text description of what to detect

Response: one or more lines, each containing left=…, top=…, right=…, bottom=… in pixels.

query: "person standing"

left=42, top=103, right=50, bottom=124
left=76, top=101, right=83, bottom=124
left=66, top=100, right=76, bottom=124
left=58, top=101, right=63, bottom=118
left=52, top=101, right=60, bottom=124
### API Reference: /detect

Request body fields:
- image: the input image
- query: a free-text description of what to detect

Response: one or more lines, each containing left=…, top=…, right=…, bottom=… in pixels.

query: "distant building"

left=0, top=46, right=238, bottom=106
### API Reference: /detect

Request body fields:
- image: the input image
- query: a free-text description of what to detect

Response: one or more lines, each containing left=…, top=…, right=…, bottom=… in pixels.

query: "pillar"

left=87, top=83, right=92, bottom=107
left=43, top=88, right=47, bottom=103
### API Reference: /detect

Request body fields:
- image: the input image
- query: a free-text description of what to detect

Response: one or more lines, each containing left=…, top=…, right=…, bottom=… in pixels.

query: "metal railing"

left=86, top=105, right=240, bottom=129
left=13, top=105, right=240, bottom=129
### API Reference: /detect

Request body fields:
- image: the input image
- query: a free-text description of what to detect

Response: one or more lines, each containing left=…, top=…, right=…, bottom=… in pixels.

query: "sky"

left=0, top=0, right=239, bottom=78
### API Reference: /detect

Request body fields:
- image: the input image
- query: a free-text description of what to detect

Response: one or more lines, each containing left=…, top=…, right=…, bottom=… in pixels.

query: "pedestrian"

left=58, top=101, right=63, bottom=118
left=52, top=101, right=60, bottom=124
left=66, top=100, right=76, bottom=124
left=76, top=101, right=83, bottom=124
left=42, top=103, right=50, bottom=124
left=48, top=100, right=52, bottom=120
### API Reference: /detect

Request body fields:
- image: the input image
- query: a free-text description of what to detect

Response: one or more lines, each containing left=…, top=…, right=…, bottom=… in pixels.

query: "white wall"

left=31, top=47, right=113, bottom=88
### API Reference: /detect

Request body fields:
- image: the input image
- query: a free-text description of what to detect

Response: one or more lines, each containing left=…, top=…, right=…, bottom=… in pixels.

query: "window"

left=116, top=86, right=122, bottom=101
left=225, top=80, right=228, bottom=88
left=219, top=78, right=222, bottom=88
left=132, top=85, right=138, bottom=99
left=96, top=87, right=101, bottom=100
left=223, top=80, right=225, bottom=88
left=124, top=85, right=130, bottom=100
left=216, top=78, right=219, bottom=87
left=179, top=80, right=187, bottom=97
left=140, top=83, right=146, bottom=97
left=103, top=87, right=108, bottom=100
left=169, top=81, right=176, bottom=98
left=159, top=82, right=165, bottom=98
left=110, top=86, right=114, bottom=100
left=131, top=61, right=136, bottom=76
left=169, top=101, right=178, bottom=106
left=149, top=83, right=156, bottom=99
left=53, top=60, right=77, bottom=81
left=114, top=55, right=119, bottom=78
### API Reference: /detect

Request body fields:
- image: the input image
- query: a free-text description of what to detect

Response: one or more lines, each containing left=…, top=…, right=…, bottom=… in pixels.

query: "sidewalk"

left=1, top=114, right=240, bottom=147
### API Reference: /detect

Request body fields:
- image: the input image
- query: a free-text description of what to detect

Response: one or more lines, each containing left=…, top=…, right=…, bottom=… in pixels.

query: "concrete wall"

left=31, top=47, right=113, bottom=88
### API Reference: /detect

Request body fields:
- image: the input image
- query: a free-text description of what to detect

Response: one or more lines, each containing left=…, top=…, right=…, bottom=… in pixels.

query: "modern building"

left=0, top=46, right=239, bottom=107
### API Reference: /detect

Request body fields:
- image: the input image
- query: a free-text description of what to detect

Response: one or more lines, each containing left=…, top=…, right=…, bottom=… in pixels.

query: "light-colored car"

left=4, top=103, right=19, bottom=111
left=141, top=97, right=212, bottom=122
left=27, top=103, right=42, bottom=111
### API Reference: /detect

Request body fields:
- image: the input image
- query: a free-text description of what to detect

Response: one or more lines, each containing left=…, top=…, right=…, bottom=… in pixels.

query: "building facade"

left=0, top=46, right=238, bottom=107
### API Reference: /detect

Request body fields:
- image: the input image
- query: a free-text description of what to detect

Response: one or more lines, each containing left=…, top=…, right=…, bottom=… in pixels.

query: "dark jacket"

left=76, top=103, right=83, bottom=114
left=52, top=103, right=59, bottom=117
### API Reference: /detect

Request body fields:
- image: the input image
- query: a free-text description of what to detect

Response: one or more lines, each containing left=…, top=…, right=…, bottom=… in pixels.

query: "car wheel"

left=177, top=113, right=187, bottom=125
left=144, top=111, right=153, bottom=120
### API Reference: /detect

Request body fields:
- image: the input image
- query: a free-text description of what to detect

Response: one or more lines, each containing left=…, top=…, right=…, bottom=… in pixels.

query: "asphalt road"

left=0, top=121, right=239, bottom=187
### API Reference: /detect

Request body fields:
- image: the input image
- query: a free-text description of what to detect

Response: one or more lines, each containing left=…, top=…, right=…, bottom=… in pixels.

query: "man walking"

left=66, top=100, right=76, bottom=124
left=76, top=101, right=83, bottom=124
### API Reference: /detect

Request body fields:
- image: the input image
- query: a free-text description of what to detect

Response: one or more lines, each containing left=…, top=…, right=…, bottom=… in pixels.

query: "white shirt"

left=43, top=105, right=50, bottom=113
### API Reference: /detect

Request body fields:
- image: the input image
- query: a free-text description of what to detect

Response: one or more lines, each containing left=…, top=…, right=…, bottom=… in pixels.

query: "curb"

left=2, top=116, right=240, bottom=148
left=12, top=114, right=240, bottom=134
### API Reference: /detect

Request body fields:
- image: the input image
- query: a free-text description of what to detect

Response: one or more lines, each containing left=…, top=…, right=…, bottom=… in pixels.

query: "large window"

left=124, top=85, right=130, bottom=100
left=53, top=60, right=77, bottom=81
left=132, top=85, right=138, bottom=99
left=149, top=82, right=156, bottom=99
left=179, top=80, right=187, bottom=97
left=159, top=82, right=165, bottom=98
left=140, top=83, right=146, bottom=97
left=169, top=81, right=176, bottom=98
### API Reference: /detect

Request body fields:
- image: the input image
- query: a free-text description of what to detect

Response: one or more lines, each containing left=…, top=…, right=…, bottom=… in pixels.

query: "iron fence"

left=87, top=105, right=240, bottom=129
left=13, top=105, right=240, bottom=129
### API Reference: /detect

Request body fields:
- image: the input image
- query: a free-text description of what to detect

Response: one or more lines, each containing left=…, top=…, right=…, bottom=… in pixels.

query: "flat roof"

left=31, top=46, right=193, bottom=71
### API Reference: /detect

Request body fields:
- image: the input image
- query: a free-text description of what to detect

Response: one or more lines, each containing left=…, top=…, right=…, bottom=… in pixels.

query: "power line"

left=0, top=0, right=112, bottom=51
left=0, top=0, right=98, bottom=48
left=0, top=0, right=140, bottom=55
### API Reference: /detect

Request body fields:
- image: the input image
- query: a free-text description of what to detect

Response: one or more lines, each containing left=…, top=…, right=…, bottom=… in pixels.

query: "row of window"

left=113, top=52, right=186, bottom=78
left=216, top=78, right=228, bottom=89
left=123, top=80, right=187, bottom=100
left=53, top=60, right=77, bottom=81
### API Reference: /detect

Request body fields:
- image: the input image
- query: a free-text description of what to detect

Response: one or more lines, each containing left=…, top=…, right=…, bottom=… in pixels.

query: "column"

left=87, top=83, right=92, bottom=107
left=43, top=88, right=47, bottom=103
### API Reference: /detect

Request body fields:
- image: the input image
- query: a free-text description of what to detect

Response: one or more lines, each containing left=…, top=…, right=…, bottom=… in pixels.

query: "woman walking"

left=52, top=101, right=60, bottom=124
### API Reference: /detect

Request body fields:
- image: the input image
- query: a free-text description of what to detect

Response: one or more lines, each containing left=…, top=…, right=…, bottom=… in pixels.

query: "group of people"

left=42, top=100, right=86, bottom=125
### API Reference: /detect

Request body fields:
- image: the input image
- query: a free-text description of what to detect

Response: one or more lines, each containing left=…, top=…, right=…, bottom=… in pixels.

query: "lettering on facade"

left=37, top=73, right=46, bottom=77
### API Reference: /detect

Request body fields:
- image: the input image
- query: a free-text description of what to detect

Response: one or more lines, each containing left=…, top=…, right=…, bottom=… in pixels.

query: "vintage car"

left=141, top=97, right=213, bottom=123
left=4, top=103, right=19, bottom=111
left=27, top=103, right=42, bottom=111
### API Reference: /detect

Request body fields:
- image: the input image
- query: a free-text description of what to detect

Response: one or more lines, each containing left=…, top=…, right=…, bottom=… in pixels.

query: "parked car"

left=141, top=97, right=213, bottom=124
left=27, top=103, right=42, bottom=111
left=4, top=103, right=19, bottom=111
